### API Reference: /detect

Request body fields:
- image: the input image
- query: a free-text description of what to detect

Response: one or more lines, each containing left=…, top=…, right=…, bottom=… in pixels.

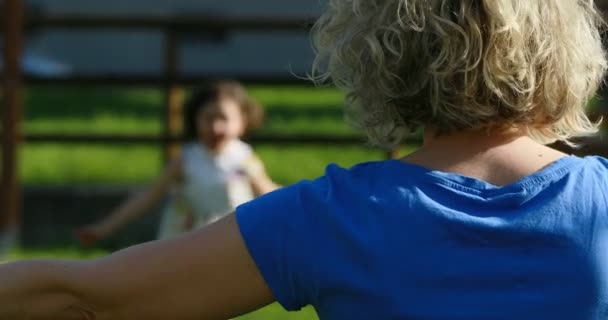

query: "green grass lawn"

left=7, top=249, right=318, bottom=320
left=21, top=144, right=386, bottom=186
left=21, top=86, right=391, bottom=186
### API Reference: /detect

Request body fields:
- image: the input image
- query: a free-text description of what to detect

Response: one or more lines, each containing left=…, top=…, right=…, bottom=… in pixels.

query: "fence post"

left=1, top=0, right=24, bottom=251
left=163, top=29, right=182, bottom=163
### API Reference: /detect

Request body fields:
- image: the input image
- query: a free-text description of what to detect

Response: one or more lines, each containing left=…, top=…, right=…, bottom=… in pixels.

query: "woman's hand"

left=0, top=260, right=88, bottom=320
left=0, top=214, right=276, bottom=320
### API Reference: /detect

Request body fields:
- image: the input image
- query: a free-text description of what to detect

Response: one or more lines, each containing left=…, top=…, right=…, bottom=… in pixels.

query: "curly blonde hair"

left=311, top=0, right=607, bottom=147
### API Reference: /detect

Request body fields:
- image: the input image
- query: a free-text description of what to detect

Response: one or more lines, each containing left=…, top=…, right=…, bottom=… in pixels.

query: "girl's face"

left=196, top=97, right=246, bottom=149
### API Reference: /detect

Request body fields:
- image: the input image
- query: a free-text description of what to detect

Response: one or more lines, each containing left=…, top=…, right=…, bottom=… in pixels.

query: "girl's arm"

left=76, top=159, right=184, bottom=245
left=0, top=214, right=275, bottom=320
left=244, top=154, right=281, bottom=196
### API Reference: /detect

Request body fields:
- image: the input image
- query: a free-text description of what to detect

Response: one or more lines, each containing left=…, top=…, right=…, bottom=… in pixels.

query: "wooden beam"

left=15, top=74, right=313, bottom=87
left=20, top=13, right=316, bottom=31
left=1, top=0, right=24, bottom=241
left=20, top=133, right=424, bottom=146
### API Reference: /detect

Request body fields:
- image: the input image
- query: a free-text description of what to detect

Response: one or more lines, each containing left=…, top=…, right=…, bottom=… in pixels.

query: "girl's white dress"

left=157, top=140, right=255, bottom=239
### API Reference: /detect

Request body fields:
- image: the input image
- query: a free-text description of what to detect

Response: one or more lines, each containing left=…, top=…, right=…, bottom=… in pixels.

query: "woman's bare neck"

left=401, top=127, right=567, bottom=186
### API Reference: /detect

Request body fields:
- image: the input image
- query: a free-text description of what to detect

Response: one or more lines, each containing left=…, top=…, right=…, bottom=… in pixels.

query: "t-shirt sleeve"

left=236, top=179, right=325, bottom=311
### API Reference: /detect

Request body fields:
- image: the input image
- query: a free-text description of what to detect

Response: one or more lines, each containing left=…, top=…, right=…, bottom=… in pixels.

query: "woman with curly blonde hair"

left=1, top=1, right=608, bottom=319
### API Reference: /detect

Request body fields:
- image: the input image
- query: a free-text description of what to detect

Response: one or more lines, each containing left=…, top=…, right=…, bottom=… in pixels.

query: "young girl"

left=76, top=81, right=279, bottom=244
left=2, top=1, right=608, bottom=320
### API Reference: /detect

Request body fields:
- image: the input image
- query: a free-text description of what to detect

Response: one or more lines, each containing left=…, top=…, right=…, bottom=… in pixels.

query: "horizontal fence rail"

left=20, top=133, right=422, bottom=147
left=20, top=13, right=317, bottom=31
left=0, top=13, right=319, bottom=86
left=14, top=133, right=608, bottom=155
left=21, top=74, right=313, bottom=86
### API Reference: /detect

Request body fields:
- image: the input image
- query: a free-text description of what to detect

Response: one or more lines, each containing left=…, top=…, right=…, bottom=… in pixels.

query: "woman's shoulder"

left=579, top=155, right=608, bottom=181
left=583, top=155, right=608, bottom=168
left=292, top=160, right=413, bottom=200
left=323, top=160, right=415, bottom=181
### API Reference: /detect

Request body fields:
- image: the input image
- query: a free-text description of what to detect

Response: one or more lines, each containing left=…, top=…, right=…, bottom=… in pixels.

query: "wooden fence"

left=0, top=5, right=402, bottom=233
left=2, top=2, right=608, bottom=235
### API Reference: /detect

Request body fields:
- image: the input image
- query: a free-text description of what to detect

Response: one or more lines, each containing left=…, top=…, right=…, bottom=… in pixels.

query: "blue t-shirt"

left=237, top=156, right=608, bottom=319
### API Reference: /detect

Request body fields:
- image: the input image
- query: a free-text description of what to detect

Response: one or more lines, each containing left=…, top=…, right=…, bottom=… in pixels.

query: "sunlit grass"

left=24, top=86, right=353, bottom=136
left=21, top=143, right=388, bottom=186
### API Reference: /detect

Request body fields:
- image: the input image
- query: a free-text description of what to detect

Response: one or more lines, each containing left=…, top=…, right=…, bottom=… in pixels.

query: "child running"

left=76, top=80, right=279, bottom=244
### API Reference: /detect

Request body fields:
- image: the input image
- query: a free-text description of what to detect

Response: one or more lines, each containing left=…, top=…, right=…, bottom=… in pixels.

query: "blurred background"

left=1, top=1, right=608, bottom=319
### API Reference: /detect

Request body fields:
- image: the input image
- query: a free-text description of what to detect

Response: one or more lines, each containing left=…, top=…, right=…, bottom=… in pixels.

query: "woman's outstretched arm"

left=0, top=214, right=275, bottom=320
